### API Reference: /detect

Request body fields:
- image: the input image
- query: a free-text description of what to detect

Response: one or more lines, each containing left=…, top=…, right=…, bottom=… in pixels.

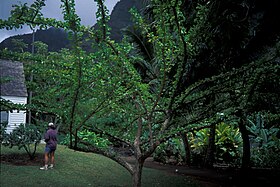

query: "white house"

left=0, top=59, right=28, bottom=133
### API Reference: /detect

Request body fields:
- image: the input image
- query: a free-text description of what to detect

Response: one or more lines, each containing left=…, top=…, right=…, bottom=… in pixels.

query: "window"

left=0, top=111, right=9, bottom=124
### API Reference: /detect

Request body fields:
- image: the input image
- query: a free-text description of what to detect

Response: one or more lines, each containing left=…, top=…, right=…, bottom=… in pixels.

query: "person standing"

left=40, top=122, right=58, bottom=170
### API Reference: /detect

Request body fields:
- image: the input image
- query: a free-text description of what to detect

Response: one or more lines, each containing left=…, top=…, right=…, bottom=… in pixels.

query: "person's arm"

left=44, top=131, right=50, bottom=142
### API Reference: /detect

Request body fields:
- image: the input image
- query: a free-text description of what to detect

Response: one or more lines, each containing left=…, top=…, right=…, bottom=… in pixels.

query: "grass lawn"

left=0, top=144, right=198, bottom=187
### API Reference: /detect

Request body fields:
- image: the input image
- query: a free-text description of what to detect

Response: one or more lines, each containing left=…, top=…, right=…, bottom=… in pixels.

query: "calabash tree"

left=1, top=1, right=205, bottom=186
left=1, top=0, right=279, bottom=187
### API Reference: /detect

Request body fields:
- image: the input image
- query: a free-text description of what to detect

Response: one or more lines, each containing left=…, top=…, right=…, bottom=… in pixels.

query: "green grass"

left=0, top=144, right=198, bottom=187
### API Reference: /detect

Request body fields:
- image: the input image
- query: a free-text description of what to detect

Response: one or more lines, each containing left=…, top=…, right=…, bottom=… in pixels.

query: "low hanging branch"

left=78, top=139, right=134, bottom=175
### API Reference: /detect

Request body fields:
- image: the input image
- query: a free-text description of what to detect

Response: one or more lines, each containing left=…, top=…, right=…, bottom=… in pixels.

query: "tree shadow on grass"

left=1, top=153, right=44, bottom=166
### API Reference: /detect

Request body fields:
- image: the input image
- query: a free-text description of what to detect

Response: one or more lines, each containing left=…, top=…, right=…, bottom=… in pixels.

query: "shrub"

left=189, top=123, right=243, bottom=166
left=248, top=113, right=280, bottom=168
left=251, top=147, right=280, bottom=168
left=0, top=122, right=9, bottom=145
left=61, top=130, right=111, bottom=150
left=153, top=138, right=185, bottom=165
left=215, top=123, right=242, bottom=164
left=7, top=124, right=42, bottom=160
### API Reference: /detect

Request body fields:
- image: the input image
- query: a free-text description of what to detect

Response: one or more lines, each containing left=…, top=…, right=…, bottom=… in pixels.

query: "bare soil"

left=1, top=153, right=279, bottom=187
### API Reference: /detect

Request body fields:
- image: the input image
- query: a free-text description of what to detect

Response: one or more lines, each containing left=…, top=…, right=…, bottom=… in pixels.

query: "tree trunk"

left=204, top=124, right=216, bottom=168
left=180, top=132, right=191, bottom=166
left=239, top=118, right=251, bottom=169
left=74, top=129, right=78, bottom=149
left=69, top=123, right=73, bottom=148
left=133, top=97, right=144, bottom=187
left=132, top=159, right=144, bottom=187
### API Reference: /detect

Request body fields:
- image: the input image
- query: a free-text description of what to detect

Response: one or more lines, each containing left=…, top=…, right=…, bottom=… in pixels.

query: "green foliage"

left=0, top=0, right=63, bottom=30
left=247, top=113, right=280, bottom=148
left=189, top=123, right=242, bottom=165
left=1, top=1, right=279, bottom=181
left=251, top=148, right=280, bottom=168
left=215, top=123, right=242, bottom=164
left=188, top=129, right=208, bottom=166
left=33, top=41, right=48, bottom=55
left=185, top=3, right=211, bottom=56
left=11, top=39, right=28, bottom=52
left=189, top=129, right=208, bottom=155
left=153, top=137, right=185, bottom=164
left=80, top=130, right=111, bottom=149
left=0, top=122, right=9, bottom=145
left=247, top=113, right=280, bottom=168
left=6, top=124, right=42, bottom=160
left=61, top=130, right=111, bottom=150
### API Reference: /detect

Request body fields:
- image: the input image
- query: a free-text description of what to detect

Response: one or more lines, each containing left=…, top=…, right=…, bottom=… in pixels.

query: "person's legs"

left=44, top=152, right=49, bottom=165
left=49, top=151, right=55, bottom=168
left=40, top=146, right=51, bottom=170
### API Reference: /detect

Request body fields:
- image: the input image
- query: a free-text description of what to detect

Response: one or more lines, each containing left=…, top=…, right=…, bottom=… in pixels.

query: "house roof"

left=0, top=59, right=28, bottom=97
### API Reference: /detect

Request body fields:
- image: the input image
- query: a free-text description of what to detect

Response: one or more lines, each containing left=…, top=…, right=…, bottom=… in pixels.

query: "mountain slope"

left=0, top=0, right=142, bottom=52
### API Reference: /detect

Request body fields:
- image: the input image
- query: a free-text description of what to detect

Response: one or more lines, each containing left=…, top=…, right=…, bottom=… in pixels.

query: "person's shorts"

left=45, top=146, right=56, bottom=153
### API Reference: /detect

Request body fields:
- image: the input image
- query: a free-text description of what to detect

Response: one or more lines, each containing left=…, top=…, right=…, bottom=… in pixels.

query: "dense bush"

left=6, top=124, right=42, bottom=160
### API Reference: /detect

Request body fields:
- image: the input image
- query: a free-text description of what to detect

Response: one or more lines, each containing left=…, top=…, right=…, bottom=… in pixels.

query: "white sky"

left=0, top=0, right=120, bottom=42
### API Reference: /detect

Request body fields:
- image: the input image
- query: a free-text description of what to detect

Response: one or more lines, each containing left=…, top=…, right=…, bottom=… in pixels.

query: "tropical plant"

left=247, top=113, right=280, bottom=148
left=215, top=123, right=242, bottom=164
left=247, top=113, right=280, bottom=168
left=188, top=123, right=242, bottom=166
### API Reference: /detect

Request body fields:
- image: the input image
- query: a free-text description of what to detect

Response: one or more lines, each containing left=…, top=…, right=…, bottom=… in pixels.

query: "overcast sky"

left=0, top=0, right=120, bottom=42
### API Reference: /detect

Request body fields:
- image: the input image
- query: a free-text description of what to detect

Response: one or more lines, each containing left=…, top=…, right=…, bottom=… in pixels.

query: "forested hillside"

left=0, top=0, right=141, bottom=52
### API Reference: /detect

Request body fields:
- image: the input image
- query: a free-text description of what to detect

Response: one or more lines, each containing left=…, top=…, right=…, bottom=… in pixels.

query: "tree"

left=169, top=0, right=280, bottom=169
left=11, top=39, right=28, bottom=52
left=1, top=0, right=279, bottom=186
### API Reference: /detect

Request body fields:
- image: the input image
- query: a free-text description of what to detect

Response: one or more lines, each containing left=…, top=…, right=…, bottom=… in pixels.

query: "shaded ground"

left=1, top=153, right=43, bottom=166
left=1, top=153, right=279, bottom=187
left=124, top=156, right=280, bottom=187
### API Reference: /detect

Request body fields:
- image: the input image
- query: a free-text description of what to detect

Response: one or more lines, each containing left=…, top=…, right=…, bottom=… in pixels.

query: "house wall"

left=1, top=96, right=27, bottom=133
